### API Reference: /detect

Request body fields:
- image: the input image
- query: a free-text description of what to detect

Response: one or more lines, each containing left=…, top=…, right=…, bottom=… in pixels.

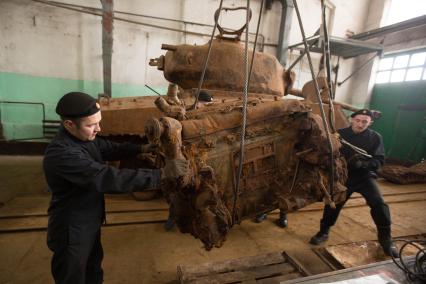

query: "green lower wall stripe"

left=0, top=71, right=167, bottom=140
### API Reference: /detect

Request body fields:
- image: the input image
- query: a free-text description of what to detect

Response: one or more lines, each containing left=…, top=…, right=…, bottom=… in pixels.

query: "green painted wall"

left=370, top=81, right=426, bottom=163
left=0, top=72, right=166, bottom=140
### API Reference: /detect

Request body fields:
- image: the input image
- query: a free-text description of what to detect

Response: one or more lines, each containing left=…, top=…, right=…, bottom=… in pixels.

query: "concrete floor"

left=0, top=155, right=425, bottom=283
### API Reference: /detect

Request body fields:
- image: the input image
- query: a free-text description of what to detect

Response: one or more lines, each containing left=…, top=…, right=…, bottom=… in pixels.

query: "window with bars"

left=375, top=50, right=426, bottom=84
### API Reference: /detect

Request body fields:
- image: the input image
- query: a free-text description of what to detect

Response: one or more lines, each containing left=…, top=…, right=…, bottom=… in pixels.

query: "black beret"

left=198, top=90, right=213, bottom=102
left=56, top=92, right=100, bottom=118
left=351, top=109, right=373, bottom=118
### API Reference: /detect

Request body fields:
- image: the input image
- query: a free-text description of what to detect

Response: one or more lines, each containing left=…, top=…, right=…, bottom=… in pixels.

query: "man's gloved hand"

left=140, top=144, right=159, bottom=154
left=161, top=158, right=190, bottom=179
left=348, top=156, right=371, bottom=169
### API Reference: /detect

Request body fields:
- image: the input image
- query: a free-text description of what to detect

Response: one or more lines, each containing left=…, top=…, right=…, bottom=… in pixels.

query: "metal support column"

left=276, top=0, right=294, bottom=66
left=101, top=0, right=113, bottom=97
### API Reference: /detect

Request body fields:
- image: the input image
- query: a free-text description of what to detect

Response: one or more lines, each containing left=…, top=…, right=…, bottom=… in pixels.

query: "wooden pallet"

left=177, top=251, right=310, bottom=284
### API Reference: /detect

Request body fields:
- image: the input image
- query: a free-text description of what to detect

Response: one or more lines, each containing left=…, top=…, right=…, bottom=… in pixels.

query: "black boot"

left=378, top=226, right=399, bottom=258
left=254, top=213, right=267, bottom=223
left=310, top=224, right=330, bottom=245
left=164, top=211, right=175, bottom=231
left=277, top=211, right=288, bottom=228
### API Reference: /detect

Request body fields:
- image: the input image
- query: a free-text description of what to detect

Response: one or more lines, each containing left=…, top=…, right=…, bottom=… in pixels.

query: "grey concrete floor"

left=0, top=155, right=425, bottom=283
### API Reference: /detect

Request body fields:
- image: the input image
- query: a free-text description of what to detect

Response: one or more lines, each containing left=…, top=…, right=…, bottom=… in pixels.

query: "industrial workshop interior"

left=1, top=0, right=426, bottom=283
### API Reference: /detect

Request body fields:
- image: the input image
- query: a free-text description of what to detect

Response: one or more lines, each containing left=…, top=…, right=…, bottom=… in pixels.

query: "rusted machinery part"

left=154, top=96, right=186, bottom=120
left=151, top=99, right=347, bottom=250
left=288, top=83, right=359, bottom=113
left=149, top=39, right=291, bottom=96
left=380, top=162, right=426, bottom=184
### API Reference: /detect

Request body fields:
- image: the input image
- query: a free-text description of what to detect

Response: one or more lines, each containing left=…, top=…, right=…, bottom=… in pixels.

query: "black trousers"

left=320, top=177, right=391, bottom=229
left=49, top=229, right=104, bottom=284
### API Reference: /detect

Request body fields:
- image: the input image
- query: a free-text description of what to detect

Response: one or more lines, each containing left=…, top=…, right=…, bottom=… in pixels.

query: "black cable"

left=391, top=238, right=426, bottom=282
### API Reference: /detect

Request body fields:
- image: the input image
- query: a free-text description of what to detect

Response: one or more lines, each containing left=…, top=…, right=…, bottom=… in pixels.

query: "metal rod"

left=340, top=138, right=372, bottom=158
left=36, top=0, right=265, bottom=42
left=144, top=84, right=162, bottom=97
left=289, top=159, right=300, bottom=194
left=248, top=0, right=264, bottom=85
left=31, top=0, right=274, bottom=47
left=292, top=0, right=335, bottom=201
left=333, top=56, right=340, bottom=95
left=191, top=0, right=224, bottom=110
left=287, top=39, right=318, bottom=72
left=337, top=53, right=377, bottom=86
left=233, top=0, right=252, bottom=225
left=320, top=0, right=336, bottom=133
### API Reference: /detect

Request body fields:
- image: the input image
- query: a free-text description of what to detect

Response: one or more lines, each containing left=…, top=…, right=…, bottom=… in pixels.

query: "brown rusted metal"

left=380, top=162, right=426, bottom=184
left=100, top=36, right=349, bottom=250
left=149, top=38, right=294, bottom=96
left=143, top=99, right=347, bottom=250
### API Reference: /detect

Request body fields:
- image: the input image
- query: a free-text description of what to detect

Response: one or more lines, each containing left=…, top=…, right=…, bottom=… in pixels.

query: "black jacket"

left=44, top=127, right=160, bottom=247
left=338, top=127, right=385, bottom=183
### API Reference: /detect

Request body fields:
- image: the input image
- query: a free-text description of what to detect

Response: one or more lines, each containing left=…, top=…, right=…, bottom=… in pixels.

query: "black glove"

left=140, top=144, right=159, bottom=153
left=347, top=155, right=366, bottom=169
left=161, top=158, right=190, bottom=179
left=348, top=156, right=377, bottom=170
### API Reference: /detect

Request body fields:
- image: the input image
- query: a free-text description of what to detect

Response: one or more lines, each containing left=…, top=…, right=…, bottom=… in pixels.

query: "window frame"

left=375, top=48, right=426, bottom=84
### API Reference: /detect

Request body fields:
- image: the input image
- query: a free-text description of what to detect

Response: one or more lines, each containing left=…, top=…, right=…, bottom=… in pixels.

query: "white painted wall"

left=0, top=0, right=375, bottom=98
left=286, top=0, right=372, bottom=103
left=341, top=0, right=426, bottom=107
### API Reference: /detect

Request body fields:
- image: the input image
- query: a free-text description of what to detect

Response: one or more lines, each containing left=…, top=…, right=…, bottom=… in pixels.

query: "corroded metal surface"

left=145, top=99, right=347, bottom=249
left=100, top=37, right=348, bottom=249
left=149, top=39, right=295, bottom=96
left=380, top=162, right=426, bottom=184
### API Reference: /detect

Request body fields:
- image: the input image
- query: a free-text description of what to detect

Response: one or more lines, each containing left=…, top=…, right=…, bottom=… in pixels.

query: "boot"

left=277, top=211, right=288, bottom=228
left=309, top=224, right=330, bottom=245
left=378, top=226, right=399, bottom=258
left=164, top=212, right=175, bottom=231
left=254, top=213, right=267, bottom=223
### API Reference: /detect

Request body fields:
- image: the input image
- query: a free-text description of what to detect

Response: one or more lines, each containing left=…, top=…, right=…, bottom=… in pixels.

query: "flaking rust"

left=100, top=38, right=348, bottom=250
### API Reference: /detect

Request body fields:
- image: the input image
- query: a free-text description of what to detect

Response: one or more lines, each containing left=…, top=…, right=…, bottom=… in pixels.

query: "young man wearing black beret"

left=309, top=109, right=399, bottom=258
left=43, top=92, right=188, bottom=283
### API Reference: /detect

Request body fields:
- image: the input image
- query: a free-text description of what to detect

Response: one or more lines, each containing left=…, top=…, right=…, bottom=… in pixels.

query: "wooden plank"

left=283, top=251, right=311, bottom=276
left=178, top=252, right=286, bottom=281
left=186, top=263, right=294, bottom=284
left=256, top=272, right=302, bottom=284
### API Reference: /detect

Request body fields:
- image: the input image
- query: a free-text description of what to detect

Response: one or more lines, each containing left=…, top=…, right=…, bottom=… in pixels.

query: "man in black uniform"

left=44, top=92, right=187, bottom=283
left=309, top=109, right=399, bottom=258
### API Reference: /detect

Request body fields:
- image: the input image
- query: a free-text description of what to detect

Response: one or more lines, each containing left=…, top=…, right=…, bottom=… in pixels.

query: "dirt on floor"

left=0, top=155, right=425, bottom=283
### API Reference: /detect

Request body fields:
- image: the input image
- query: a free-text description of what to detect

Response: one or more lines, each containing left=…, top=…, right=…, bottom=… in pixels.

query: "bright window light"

left=405, top=67, right=423, bottom=81
left=409, top=52, right=426, bottom=66
left=393, top=55, right=409, bottom=68
left=375, top=50, right=426, bottom=84
left=379, top=58, right=394, bottom=70
left=376, top=71, right=391, bottom=84
left=386, top=0, right=426, bottom=26
left=390, top=69, right=406, bottom=82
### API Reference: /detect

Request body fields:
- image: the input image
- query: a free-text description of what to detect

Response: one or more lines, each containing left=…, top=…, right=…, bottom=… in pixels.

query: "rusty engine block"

left=100, top=38, right=348, bottom=249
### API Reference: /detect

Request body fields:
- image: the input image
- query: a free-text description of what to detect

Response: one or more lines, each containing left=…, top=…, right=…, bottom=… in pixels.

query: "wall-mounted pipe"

left=32, top=0, right=274, bottom=48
